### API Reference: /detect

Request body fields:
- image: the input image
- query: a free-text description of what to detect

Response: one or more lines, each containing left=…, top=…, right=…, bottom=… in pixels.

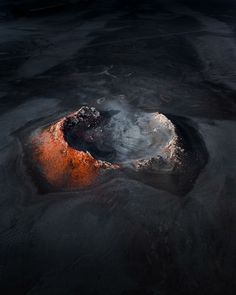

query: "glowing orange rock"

left=30, top=111, right=119, bottom=190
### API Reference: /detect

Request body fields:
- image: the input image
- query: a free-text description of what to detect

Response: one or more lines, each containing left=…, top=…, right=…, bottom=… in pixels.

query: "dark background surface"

left=0, top=1, right=236, bottom=294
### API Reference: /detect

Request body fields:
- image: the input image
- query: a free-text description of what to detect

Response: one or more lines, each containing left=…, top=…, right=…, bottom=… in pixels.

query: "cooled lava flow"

left=28, top=106, right=205, bottom=193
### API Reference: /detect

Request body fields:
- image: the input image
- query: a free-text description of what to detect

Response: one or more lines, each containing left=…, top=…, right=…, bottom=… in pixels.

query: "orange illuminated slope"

left=30, top=111, right=119, bottom=190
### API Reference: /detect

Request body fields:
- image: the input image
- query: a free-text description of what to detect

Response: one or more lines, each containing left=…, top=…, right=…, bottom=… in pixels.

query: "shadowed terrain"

left=0, top=1, right=235, bottom=294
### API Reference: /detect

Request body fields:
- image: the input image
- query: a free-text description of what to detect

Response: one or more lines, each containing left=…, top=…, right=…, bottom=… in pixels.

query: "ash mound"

left=27, top=105, right=208, bottom=195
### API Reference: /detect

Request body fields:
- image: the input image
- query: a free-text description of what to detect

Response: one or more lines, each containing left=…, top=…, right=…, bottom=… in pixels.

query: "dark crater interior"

left=63, top=107, right=119, bottom=162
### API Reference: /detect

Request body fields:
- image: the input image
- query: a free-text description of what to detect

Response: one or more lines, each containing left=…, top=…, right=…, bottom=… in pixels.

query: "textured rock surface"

left=0, top=1, right=235, bottom=295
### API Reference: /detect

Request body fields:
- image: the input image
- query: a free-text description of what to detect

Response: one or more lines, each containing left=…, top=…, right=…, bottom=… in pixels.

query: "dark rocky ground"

left=0, top=1, right=235, bottom=294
